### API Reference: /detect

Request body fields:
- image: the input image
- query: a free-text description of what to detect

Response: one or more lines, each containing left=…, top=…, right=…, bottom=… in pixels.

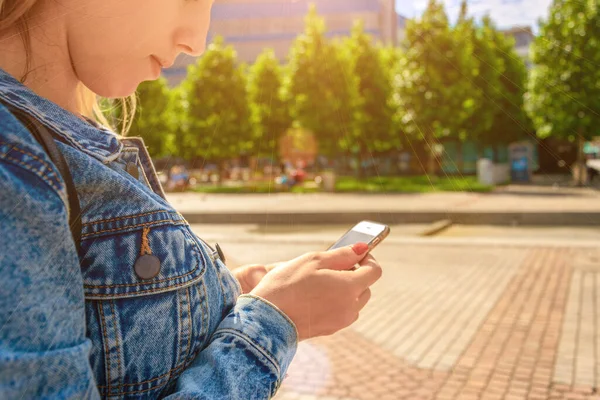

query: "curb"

left=180, top=211, right=600, bottom=226
left=420, top=219, right=454, bottom=236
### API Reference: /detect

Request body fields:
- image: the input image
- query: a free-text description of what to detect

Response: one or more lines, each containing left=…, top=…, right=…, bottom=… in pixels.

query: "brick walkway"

left=273, top=246, right=600, bottom=400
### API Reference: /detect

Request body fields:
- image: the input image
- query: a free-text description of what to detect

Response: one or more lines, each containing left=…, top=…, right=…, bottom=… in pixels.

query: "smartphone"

left=328, top=221, right=390, bottom=252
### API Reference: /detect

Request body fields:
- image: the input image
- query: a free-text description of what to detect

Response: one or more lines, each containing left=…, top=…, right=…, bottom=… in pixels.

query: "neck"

left=0, top=3, right=81, bottom=115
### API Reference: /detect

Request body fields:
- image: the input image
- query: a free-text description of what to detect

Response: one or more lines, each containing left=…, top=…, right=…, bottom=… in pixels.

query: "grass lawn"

left=190, top=182, right=321, bottom=194
left=190, top=175, right=493, bottom=194
left=335, top=176, right=494, bottom=193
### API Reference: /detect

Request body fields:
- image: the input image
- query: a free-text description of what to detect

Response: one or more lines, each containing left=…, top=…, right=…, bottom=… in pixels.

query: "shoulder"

left=0, top=102, right=67, bottom=204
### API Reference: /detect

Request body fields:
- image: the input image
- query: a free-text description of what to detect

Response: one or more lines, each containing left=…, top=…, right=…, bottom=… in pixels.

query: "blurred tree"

left=525, top=0, right=600, bottom=184
left=485, top=16, right=531, bottom=156
left=182, top=36, right=252, bottom=182
left=128, top=78, right=175, bottom=159
left=381, top=46, right=409, bottom=154
left=168, top=86, right=190, bottom=161
left=247, top=49, right=291, bottom=161
left=283, top=5, right=360, bottom=160
left=453, top=2, right=498, bottom=166
left=396, top=0, right=477, bottom=175
left=344, top=21, right=396, bottom=177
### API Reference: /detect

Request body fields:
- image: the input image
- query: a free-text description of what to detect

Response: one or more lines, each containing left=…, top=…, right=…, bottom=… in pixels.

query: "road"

left=190, top=224, right=600, bottom=400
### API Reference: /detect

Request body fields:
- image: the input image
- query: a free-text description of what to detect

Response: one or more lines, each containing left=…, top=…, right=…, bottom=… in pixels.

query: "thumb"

left=320, top=242, right=370, bottom=271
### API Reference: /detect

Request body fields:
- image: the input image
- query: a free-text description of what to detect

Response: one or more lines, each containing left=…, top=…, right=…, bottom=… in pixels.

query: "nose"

left=177, top=42, right=205, bottom=57
left=174, top=8, right=211, bottom=57
left=174, top=25, right=208, bottom=57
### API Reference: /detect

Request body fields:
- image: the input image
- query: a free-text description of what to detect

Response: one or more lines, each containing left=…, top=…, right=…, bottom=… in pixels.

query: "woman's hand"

left=232, top=262, right=287, bottom=293
left=232, top=264, right=269, bottom=294
left=250, top=243, right=382, bottom=341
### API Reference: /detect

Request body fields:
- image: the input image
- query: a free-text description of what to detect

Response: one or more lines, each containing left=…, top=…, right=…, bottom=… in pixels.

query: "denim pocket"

left=81, top=214, right=206, bottom=299
left=82, top=220, right=212, bottom=399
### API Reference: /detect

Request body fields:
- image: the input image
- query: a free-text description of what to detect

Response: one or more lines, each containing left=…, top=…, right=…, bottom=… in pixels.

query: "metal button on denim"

left=134, top=254, right=161, bottom=280
left=126, top=162, right=139, bottom=179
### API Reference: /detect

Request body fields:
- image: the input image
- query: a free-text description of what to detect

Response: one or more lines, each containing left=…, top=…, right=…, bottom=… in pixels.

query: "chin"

left=88, top=79, right=141, bottom=99
left=79, top=67, right=144, bottom=99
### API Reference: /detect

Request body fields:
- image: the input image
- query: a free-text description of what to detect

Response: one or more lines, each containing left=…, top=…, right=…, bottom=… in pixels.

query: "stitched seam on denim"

left=185, top=286, right=193, bottom=362
left=98, top=365, right=186, bottom=395
left=84, top=275, right=205, bottom=297
left=84, top=229, right=201, bottom=289
left=96, top=322, right=205, bottom=391
left=201, top=279, right=210, bottom=346
left=1, top=154, right=62, bottom=194
left=81, top=219, right=187, bottom=239
left=0, top=141, right=56, bottom=176
left=82, top=210, right=182, bottom=227
left=97, top=364, right=180, bottom=389
left=0, top=99, right=123, bottom=161
left=187, top=284, right=201, bottom=358
left=216, top=261, right=228, bottom=313
left=109, top=300, right=123, bottom=389
left=98, top=302, right=112, bottom=394
left=136, top=157, right=153, bottom=189
left=229, top=262, right=243, bottom=297
left=212, top=329, right=281, bottom=376
left=175, top=288, right=185, bottom=368
left=218, top=258, right=242, bottom=302
left=96, top=341, right=205, bottom=391
left=240, top=294, right=300, bottom=341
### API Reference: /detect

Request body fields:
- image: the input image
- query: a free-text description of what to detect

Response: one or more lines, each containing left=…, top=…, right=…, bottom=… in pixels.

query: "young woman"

left=0, top=0, right=382, bottom=398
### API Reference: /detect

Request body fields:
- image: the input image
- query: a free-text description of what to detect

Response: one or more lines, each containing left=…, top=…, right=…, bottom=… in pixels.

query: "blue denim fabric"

left=0, top=68, right=298, bottom=399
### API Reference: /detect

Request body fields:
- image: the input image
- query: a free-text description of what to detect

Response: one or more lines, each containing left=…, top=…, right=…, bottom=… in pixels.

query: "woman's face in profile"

left=63, top=0, right=213, bottom=97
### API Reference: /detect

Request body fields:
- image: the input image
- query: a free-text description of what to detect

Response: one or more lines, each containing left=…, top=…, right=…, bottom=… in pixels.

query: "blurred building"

left=397, top=14, right=408, bottom=45
left=500, top=26, right=535, bottom=68
left=164, top=0, right=400, bottom=86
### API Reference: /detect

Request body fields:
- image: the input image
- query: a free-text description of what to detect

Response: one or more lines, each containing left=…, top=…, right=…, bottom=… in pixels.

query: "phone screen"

left=328, top=222, right=387, bottom=250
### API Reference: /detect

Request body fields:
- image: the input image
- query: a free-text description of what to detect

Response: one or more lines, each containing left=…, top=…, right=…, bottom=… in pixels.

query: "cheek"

left=69, top=37, right=149, bottom=98
left=66, top=0, right=174, bottom=97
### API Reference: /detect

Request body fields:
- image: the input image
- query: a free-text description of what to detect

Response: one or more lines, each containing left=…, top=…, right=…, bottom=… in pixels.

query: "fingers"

left=347, top=254, right=382, bottom=289
left=356, top=288, right=371, bottom=311
left=317, top=242, right=370, bottom=271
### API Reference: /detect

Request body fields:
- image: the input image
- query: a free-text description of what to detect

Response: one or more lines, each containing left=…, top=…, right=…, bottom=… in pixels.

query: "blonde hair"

left=0, top=0, right=135, bottom=135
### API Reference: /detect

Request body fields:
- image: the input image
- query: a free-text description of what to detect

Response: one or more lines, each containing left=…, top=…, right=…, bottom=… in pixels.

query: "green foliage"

left=455, top=2, right=531, bottom=149
left=486, top=16, right=532, bottom=147
left=128, top=78, right=174, bottom=158
left=381, top=46, right=408, bottom=150
left=182, top=36, right=252, bottom=163
left=247, top=49, right=291, bottom=158
left=344, top=21, right=397, bottom=155
left=334, top=176, right=493, bottom=193
left=114, top=3, right=547, bottom=183
left=168, top=87, right=190, bottom=160
left=397, top=0, right=478, bottom=143
left=525, top=0, right=600, bottom=142
left=283, top=5, right=360, bottom=157
left=454, top=5, right=498, bottom=145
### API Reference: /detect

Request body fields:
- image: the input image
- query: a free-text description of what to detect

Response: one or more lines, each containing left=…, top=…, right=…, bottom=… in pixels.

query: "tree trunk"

left=576, top=132, right=586, bottom=187
left=456, top=141, right=464, bottom=174
left=427, top=130, right=436, bottom=177
left=355, top=155, right=363, bottom=179
left=218, top=160, right=226, bottom=185
left=356, top=143, right=366, bottom=179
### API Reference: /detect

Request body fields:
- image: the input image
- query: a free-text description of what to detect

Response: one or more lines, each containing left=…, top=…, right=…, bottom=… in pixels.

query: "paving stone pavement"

left=270, top=245, right=600, bottom=400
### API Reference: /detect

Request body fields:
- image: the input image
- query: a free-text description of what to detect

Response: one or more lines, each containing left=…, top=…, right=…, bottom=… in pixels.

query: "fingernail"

left=352, top=242, right=369, bottom=255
